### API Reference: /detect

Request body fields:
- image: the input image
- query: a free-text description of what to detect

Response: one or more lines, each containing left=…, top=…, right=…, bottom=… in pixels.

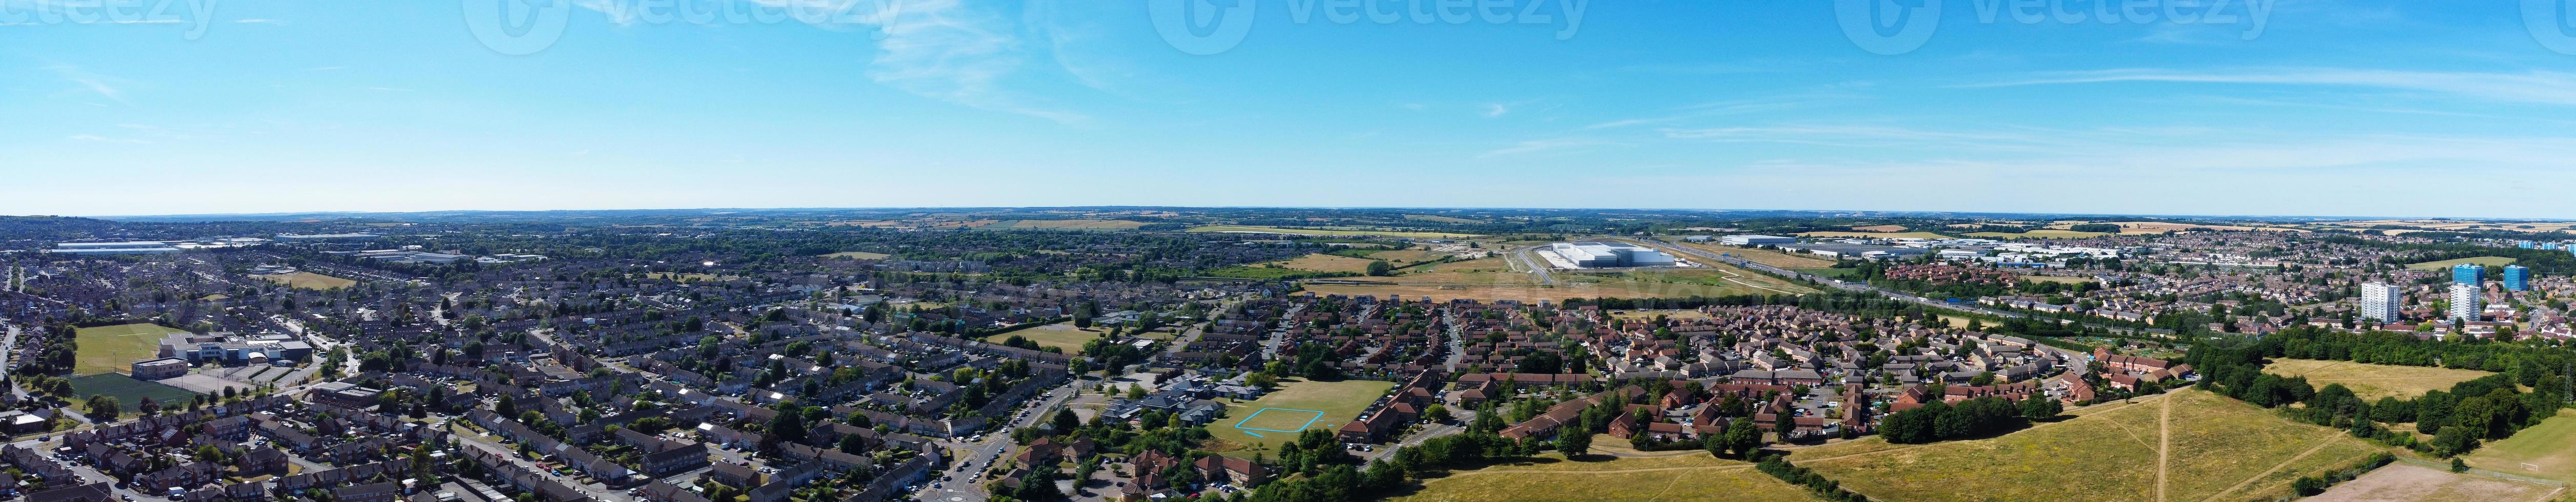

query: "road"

left=918, top=380, right=1083, bottom=502
left=453, top=426, right=638, bottom=502
left=1504, top=246, right=1559, bottom=285
left=1616, top=238, right=2157, bottom=338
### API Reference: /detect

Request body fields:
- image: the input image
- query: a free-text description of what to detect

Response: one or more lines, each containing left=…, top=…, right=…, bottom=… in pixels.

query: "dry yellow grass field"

left=1278, top=253, right=1384, bottom=273
left=2262, top=359, right=2496, bottom=401
left=257, top=271, right=357, bottom=290
left=1848, top=224, right=1912, bottom=232
left=2309, top=462, right=2562, bottom=502
left=1389, top=452, right=1815, bottom=502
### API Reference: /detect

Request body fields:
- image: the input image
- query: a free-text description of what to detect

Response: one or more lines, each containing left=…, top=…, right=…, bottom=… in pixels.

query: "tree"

left=1554, top=430, right=1591, bottom=458
left=85, top=395, right=121, bottom=421
left=1723, top=417, right=1764, bottom=457
left=1050, top=409, right=1080, bottom=434
left=1366, top=261, right=1395, bottom=277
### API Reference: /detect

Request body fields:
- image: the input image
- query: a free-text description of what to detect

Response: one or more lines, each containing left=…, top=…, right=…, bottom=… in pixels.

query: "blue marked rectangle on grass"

left=1234, top=407, right=1326, bottom=433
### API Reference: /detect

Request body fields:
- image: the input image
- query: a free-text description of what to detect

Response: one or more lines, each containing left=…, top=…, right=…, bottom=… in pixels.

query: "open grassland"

left=2311, top=462, right=2563, bottom=502
left=1003, top=323, right=1102, bottom=352
left=1187, top=225, right=1479, bottom=238
left=1389, top=452, right=1816, bottom=502
left=2407, top=256, right=2520, bottom=271
left=2464, top=409, right=2576, bottom=483
left=975, top=219, right=1150, bottom=230
left=1797, top=231, right=1949, bottom=239
left=1279, top=253, right=1383, bottom=273
left=1801, top=390, right=2382, bottom=502
left=1207, top=379, right=1395, bottom=459
left=2263, top=359, right=2498, bottom=401
left=75, top=323, right=188, bottom=376
left=1966, top=230, right=2112, bottom=239
left=1368, top=249, right=1451, bottom=264
left=821, top=251, right=891, bottom=260
left=1675, top=242, right=1837, bottom=268
left=256, top=271, right=356, bottom=290
left=1404, top=214, right=1486, bottom=224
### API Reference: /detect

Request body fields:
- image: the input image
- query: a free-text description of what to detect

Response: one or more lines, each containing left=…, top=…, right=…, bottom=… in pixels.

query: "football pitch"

left=1233, top=407, right=1327, bottom=438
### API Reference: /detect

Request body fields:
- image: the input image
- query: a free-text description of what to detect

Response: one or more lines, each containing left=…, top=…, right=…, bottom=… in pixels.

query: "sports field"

left=1208, top=379, right=1395, bottom=459
left=1389, top=452, right=1815, bottom=502
left=2311, top=462, right=2562, bottom=502
left=2406, top=256, right=2520, bottom=271
left=257, top=271, right=356, bottom=290
left=2262, top=359, right=2496, bottom=401
left=68, top=373, right=202, bottom=414
left=2464, top=409, right=2576, bottom=483
left=1798, top=389, right=2383, bottom=502
left=1187, top=225, right=1479, bottom=238
left=74, top=323, right=187, bottom=376
left=1007, top=323, right=1105, bottom=352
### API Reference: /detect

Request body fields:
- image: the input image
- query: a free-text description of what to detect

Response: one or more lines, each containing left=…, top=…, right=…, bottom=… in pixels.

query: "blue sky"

left=7, top=0, right=2576, bottom=218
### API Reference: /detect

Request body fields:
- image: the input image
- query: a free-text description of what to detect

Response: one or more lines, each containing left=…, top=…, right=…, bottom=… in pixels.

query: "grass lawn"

left=2464, top=409, right=2576, bottom=483
left=2261, top=359, right=2496, bottom=401
left=1207, top=379, right=1396, bottom=459
left=67, top=373, right=202, bottom=414
left=1187, top=225, right=1479, bottom=239
left=1004, top=324, right=1104, bottom=352
left=821, top=251, right=891, bottom=260
left=2407, top=256, right=2520, bottom=271
left=1800, top=389, right=2382, bottom=502
left=255, top=271, right=356, bottom=290
left=74, top=323, right=188, bottom=376
left=1388, top=452, right=1815, bottom=502
left=1966, top=230, right=2113, bottom=239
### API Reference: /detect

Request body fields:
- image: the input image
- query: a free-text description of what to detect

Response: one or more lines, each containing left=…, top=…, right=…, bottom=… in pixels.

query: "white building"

left=1548, top=242, right=1677, bottom=268
left=2448, top=283, right=2481, bottom=322
left=1720, top=235, right=1797, bottom=246
left=2359, top=282, right=2402, bottom=323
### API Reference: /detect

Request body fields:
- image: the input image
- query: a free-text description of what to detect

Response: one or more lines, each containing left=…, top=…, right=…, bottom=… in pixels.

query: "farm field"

left=1389, top=452, right=1816, bottom=502
left=1966, top=230, right=2111, bottom=239
left=1278, top=254, right=1382, bottom=273
left=1187, top=225, right=1479, bottom=238
left=1404, top=214, right=1485, bottom=224
left=2463, top=409, right=2576, bottom=483
left=1796, top=231, right=1948, bottom=239
left=974, top=219, right=1150, bottom=230
left=2407, top=256, right=2520, bottom=271
left=1800, top=389, right=2382, bottom=502
left=256, top=271, right=356, bottom=290
left=74, top=323, right=188, bottom=376
left=2263, top=359, right=2496, bottom=401
left=2309, top=462, right=2562, bottom=502
left=1847, top=224, right=1912, bottom=232
left=67, top=373, right=202, bottom=414
left=1207, top=379, right=1395, bottom=459
left=1002, top=323, right=1102, bottom=352
left=821, top=251, right=891, bottom=260
left=1675, top=242, right=1837, bottom=268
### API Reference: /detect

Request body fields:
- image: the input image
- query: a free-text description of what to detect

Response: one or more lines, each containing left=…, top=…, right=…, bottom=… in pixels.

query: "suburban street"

left=918, top=380, right=1083, bottom=502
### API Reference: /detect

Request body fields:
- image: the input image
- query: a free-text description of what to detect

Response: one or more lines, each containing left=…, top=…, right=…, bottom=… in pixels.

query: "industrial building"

left=1547, top=242, right=1679, bottom=268
left=46, top=241, right=183, bottom=255
left=1720, top=235, right=1797, bottom=245
left=1777, top=242, right=1930, bottom=260
left=2359, top=282, right=2402, bottom=323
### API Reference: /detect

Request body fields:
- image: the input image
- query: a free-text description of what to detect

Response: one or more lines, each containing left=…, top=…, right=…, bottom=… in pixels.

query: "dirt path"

left=2198, top=430, right=2346, bottom=502
left=2158, top=393, right=2174, bottom=502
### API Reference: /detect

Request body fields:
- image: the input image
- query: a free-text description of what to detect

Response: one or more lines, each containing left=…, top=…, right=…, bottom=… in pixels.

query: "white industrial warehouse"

left=1540, top=242, right=1683, bottom=268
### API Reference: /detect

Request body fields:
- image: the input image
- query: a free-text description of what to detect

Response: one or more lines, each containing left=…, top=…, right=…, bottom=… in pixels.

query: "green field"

left=1208, top=379, right=1396, bottom=459
left=1800, top=389, right=2382, bottom=502
left=2263, top=359, right=2497, bottom=401
left=2464, top=409, right=2576, bottom=483
left=74, top=323, right=187, bottom=376
left=2407, top=256, right=2520, bottom=271
left=1390, top=452, right=1816, bottom=502
left=67, top=373, right=202, bottom=414
left=1187, top=225, right=1479, bottom=239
